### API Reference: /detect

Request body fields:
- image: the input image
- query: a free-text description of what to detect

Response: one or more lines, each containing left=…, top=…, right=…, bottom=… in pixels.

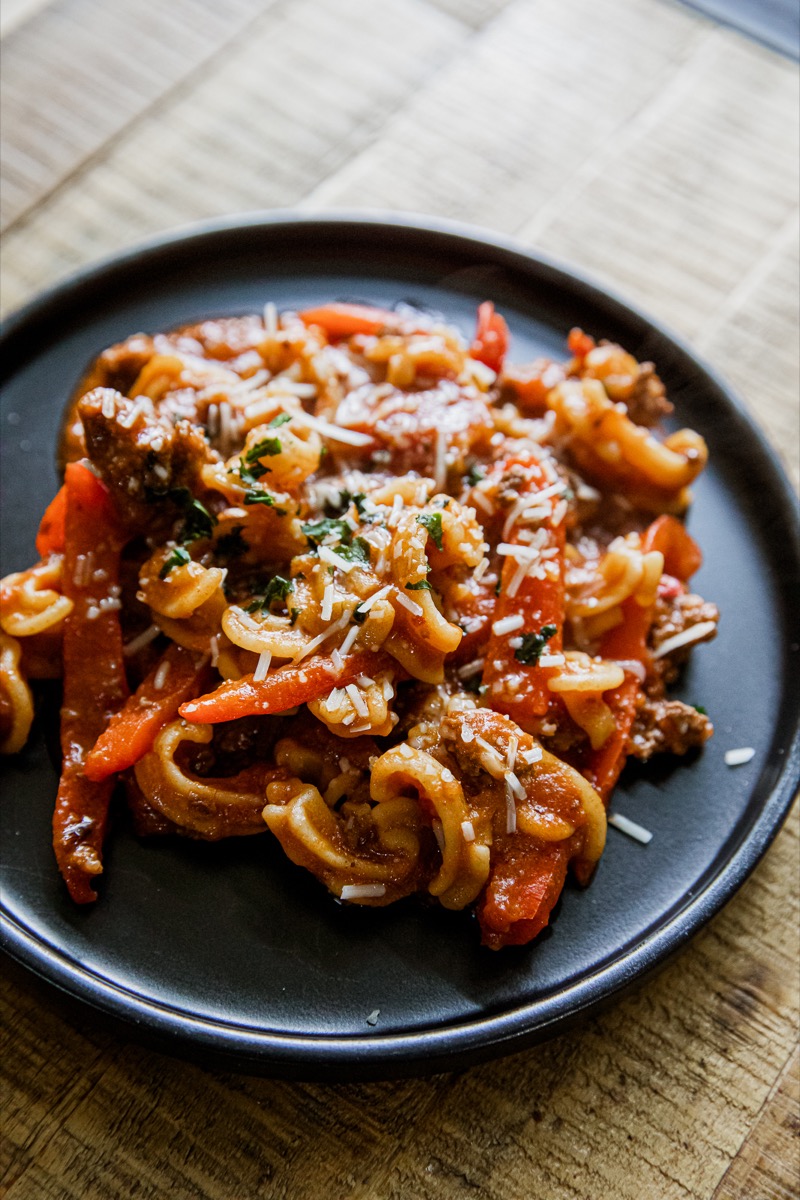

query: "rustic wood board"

left=1, top=0, right=798, bottom=1197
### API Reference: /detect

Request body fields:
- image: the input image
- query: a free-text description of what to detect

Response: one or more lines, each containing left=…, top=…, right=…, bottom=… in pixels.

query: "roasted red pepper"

left=52, top=463, right=129, bottom=903
left=84, top=643, right=212, bottom=781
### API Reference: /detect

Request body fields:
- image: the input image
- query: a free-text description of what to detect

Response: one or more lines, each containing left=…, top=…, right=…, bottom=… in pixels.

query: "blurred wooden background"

left=1, top=0, right=798, bottom=1197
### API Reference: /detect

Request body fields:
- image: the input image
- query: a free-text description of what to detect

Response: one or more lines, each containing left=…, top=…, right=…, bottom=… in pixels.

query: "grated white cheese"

left=263, top=301, right=278, bottom=335
left=118, top=398, right=148, bottom=429
left=339, top=624, right=359, bottom=656
left=345, top=683, right=369, bottom=718
left=505, top=781, right=518, bottom=834
left=492, top=614, right=524, bottom=636
left=651, top=621, right=717, bottom=660
left=393, top=590, right=423, bottom=617
left=124, top=625, right=161, bottom=657
left=320, top=579, right=335, bottom=622
left=340, top=883, right=386, bottom=900
left=610, top=658, right=647, bottom=682
left=253, top=650, right=272, bottom=682
left=319, top=544, right=361, bottom=574
left=152, top=660, right=171, bottom=691
left=386, top=495, right=404, bottom=528
left=296, top=412, right=373, bottom=446
left=608, top=813, right=653, bottom=844
left=537, top=653, right=566, bottom=667
left=461, top=819, right=476, bottom=843
left=724, top=747, right=755, bottom=767
left=330, top=648, right=344, bottom=671
left=456, top=658, right=484, bottom=680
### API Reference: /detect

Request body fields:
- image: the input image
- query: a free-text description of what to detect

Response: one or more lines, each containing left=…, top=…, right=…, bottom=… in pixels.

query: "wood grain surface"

left=1, top=0, right=798, bottom=1197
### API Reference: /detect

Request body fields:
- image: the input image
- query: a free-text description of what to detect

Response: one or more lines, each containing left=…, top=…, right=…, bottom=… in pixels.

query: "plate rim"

left=2, top=209, right=798, bottom=1080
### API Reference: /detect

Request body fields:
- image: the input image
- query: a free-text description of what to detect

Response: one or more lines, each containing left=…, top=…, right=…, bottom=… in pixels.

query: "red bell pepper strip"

left=52, top=463, right=129, bottom=904
left=470, top=301, right=509, bottom=374
left=298, top=303, right=399, bottom=339
left=477, top=839, right=569, bottom=950
left=482, top=455, right=566, bottom=723
left=179, top=648, right=392, bottom=725
left=35, top=484, right=68, bottom=557
left=585, top=516, right=702, bottom=802
left=642, top=514, right=702, bottom=581
left=84, top=643, right=212, bottom=782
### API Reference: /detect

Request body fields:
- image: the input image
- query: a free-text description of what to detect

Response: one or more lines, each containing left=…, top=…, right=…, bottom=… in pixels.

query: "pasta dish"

left=0, top=300, right=718, bottom=949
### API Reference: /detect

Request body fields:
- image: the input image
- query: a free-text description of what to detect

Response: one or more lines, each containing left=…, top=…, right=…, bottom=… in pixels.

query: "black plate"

left=1, top=213, right=798, bottom=1081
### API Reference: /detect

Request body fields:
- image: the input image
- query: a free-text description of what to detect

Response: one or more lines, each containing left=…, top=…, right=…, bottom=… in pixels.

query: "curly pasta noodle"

left=0, top=633, right=35, bottom=754
left=0, top=558, right=73, bottom=637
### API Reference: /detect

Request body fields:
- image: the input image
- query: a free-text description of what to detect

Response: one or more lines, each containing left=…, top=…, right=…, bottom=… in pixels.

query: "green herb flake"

left=181, top=497, right=216, bottom=544
left=268, top=412, right=292, bottom=428
left=244, top=490, right=286, bottom=515
left=693, top=704, right=708, bottom=715
left=239, top=460, right=269, bottom=486
left=335, top=537, right=370, bottom=565
left=159, top=545, right=192, bottom=579
left=417, top=512, right=444, bottom=552
left=245, top=575, right=294, bottom=614
left=514, top=624, right=558, bottom=666
left=406, top=579, right=433, bottom=592
left=466, top=464, right=485, bottom=486
left=301, top=516, right=353, bottom=547
left=246, top=436, right=282, bottom=461
left=352, top=606, right=367, bottom=625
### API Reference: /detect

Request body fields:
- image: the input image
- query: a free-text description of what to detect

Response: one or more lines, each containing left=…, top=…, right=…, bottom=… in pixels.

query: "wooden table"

left=2, top=1, right=798, bottom=1196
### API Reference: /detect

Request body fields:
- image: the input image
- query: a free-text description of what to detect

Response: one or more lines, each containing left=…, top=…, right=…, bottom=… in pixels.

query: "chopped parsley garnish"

left=268, top=412, right=292, bottom=428
left=290, top=607, right=300, bottom=626
left=417, top=512, right=444, bottom=551
left=301, top=516, right=354, bottom=546
left=146, top=485, right=217, bottom=544
left=466, top=464, right=485, bottom=486
left=159, top=546, right=191, bottom=578
left=406, top=579, right=433, bottom=592
left=245, top=575, right=293, bottom=614
left=181, top=497, right=216, bottom=544
left=463, top=674, right=482, bottom=694
left=215, top=526, right=248, bottom=559
left=352, top=606, right=368, bottom=625
left=335, top=537, right=371, bottom=565
left=244, top=490, right=286, bottom=515
left=514, top=624, right=558, bottom=665
left=495, top=577, right=502, bottom=596
left=246, top=436, right=283, bottom=460
left=694, top=704, right=707, bottom=715
left=239, top=460, right=269, bottom=486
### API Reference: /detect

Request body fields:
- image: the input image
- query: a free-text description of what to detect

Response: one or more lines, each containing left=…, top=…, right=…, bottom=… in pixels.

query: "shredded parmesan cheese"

left=123, top=625, right=160, bottom=657
left=652, top=621, right=717, bottom=660
left=724, top=747, right=755, bottom=766
left=393, top=590, right=423, bottom=617
left=608, top=813, right=653, bottom=844
left=492, top=614, right=525, bottom=636
left=253, top=650, right=272, bottom=681
left=340, top=883, right=386, bottom=900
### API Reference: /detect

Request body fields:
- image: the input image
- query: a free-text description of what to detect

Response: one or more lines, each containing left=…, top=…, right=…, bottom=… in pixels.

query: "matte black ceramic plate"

left=1, top=213, right=798, bottom=1081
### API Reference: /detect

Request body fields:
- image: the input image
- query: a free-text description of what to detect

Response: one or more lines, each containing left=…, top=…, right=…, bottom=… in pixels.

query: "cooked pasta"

left=1, top=300, right=718, bottom=948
